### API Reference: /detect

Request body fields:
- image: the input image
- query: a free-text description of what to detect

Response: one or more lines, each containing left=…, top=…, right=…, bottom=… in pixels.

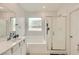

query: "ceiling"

left=0, top=3, right=78, bottom=13
left=0, top=4, right=12, bottom=13
left=19, top=3, right=78, bottom=12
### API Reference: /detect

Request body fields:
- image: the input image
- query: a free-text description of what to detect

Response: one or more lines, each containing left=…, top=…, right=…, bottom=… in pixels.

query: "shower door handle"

left=70, top=35, right=73, bottom=38
left=46, top=23, right=50, bottom=34
left=47, top=27, right=50, bottom=34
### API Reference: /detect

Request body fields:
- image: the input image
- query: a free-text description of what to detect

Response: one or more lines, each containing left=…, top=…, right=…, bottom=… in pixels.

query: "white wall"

left=1, top=3, right=25, bottom=17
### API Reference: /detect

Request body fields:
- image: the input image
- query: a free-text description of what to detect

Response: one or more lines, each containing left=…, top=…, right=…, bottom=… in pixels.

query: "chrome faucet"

left=7, top=32, right=13, bottom=41
left=7, top=31, right=19, bottom=41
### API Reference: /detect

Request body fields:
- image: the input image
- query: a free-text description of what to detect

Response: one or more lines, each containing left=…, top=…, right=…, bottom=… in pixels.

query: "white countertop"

left=0, top=37, right=25, bottom=55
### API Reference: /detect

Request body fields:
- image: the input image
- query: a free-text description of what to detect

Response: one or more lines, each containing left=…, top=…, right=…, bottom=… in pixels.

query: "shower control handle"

left=70, top=35, right=73, bottom=38
left=46, top=23, right=50, bottom=34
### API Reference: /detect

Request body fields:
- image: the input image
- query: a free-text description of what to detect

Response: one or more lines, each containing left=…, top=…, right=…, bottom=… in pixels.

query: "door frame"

left=69, top=8, right=79, bottom=54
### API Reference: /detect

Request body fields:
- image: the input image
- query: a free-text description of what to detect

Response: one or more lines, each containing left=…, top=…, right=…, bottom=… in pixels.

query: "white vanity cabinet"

left=2, top=43, right=21, bottom=55
left=1, top=38, right=27, bottom=55
left=12, top=43, right=21, bottom=55
left=13, top=39, right=27, bottom=55
left=12, top=39, right=27, bottom=55
left=2, top=49, right=12, bottom=55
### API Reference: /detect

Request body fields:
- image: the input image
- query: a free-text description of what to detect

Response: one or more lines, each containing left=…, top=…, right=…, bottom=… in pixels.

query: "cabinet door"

left=12, top=43, right=21, bottom=55
left=21, top=40, right=27, bottom=55
left=2, top=49, right=11, bottom=55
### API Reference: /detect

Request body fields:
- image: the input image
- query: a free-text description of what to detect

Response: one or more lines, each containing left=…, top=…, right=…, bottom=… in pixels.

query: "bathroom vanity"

left=0, top=37, right=27, bottom=55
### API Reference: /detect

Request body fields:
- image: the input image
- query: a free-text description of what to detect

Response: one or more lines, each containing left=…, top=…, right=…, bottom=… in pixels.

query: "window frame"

left=28, top=17, right=42, bottom=31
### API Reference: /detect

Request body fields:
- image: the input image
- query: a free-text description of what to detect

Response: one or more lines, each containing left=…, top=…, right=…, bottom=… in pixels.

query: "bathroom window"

left=28, top=17, right=42, bottom=31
